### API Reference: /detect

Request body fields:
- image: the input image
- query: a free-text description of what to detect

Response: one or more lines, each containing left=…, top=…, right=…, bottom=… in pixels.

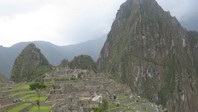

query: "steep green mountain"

left=58, top=59, right=70, bottom=67
left=70, top=55, right=97, bottom=71
left=98, top=0, right=198, bottom=111
left=0, top=36, right=106, bottom=77
left=10, top=43, right=52, bottom=82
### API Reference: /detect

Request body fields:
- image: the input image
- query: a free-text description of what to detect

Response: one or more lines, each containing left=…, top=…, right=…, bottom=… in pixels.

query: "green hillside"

left=10, top=43, right=52, bottom=82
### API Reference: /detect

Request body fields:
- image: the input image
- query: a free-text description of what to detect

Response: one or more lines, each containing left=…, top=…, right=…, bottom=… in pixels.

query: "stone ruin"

left=43, top=67, right=164, bottom=112
left=45, top=68, right=133, bottom=111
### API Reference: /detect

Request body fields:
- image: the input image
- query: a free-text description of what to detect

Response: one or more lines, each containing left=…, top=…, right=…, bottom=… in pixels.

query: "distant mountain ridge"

left=0, top=36, right=106, bottom=77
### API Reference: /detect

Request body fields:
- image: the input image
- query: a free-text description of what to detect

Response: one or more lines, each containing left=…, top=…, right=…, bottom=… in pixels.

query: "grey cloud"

left=0, top=0, right=197, bottom=47
left=181, top=15, right=198, bottom=31
left=157, top=0, right=198, bottom=31
left=180, top=1, right=198, bottom=31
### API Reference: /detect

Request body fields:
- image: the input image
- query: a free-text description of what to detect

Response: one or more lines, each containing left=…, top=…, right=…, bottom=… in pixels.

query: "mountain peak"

left=10, top=43, right=51, bottom=82
left=70, top=55, right=97, bottom=71
left=26, top=42, right=36, bottom=47
left=98, top=0, right=198, bottom=111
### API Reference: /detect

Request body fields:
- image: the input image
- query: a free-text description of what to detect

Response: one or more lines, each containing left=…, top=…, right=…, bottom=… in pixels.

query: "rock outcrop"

left=10, top=43, right=52, bottom=82
left=98, top=0, right=198, bottom=111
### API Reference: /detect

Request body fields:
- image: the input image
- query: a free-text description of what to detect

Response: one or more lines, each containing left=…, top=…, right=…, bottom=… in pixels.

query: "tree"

left=29, top=82, right=46, bottom=112
left=29, top=82, right=46, bottom=90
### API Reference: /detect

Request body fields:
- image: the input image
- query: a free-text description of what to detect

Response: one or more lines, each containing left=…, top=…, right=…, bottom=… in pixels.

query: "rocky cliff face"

left=10, top=43, right=52, bottom=82
left=98, top=0, right=198, bottom=111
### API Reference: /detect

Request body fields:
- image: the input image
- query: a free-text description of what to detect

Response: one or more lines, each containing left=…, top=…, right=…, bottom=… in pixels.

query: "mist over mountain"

left=156, top=0, right=198, bottom=32
left=0, top=36, right=106, bottom=78
left=181, top=16, right=198, bottom=31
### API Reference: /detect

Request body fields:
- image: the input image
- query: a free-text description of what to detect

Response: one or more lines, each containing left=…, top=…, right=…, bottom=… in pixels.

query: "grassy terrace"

left=0, top=83, right=52, bottom=112
left=28, top=96, right=47, bottom=102
left=29, top=105, right=52, bottom=112
left=11, top=91, right=35, bottom=97
left=20, top=94, right=36, bottom=99
left=15, top=84, right=30, bottom=90
left=8, top=103, right=32, bottom=112
left=2, top=84, right=30, bottom=93
left=7, top=103, right=52, bottom=112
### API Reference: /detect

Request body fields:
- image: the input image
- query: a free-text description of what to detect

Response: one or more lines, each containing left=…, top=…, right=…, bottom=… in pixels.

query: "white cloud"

left=0, top=0, right=196, bottom=47
left=0, top=3, right=66, bottom=46
left=0, top=0, right=125, bottom=47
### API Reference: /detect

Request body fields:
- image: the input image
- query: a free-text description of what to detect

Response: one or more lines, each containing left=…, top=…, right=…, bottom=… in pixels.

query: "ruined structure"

left=45, top=68, right=163, bottom=112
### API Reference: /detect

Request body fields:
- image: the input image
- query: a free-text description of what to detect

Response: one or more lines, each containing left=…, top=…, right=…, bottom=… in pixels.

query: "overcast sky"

left=0, top=0, right=197, bottom=47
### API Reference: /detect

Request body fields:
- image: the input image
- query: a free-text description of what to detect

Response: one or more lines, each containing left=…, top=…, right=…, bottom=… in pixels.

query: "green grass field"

left=15, top=84, right=30, bottom=90
left=11, top=91, right=35, bottom=97
left=8, top=103, right=32, bottom=112
left=1, top=84, right=52, bottom=112
left=28, top=96, right=47, bottom=102
left=20, top=94, right=36, bottom=99
left=28, top=105, right=52, bottom=112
